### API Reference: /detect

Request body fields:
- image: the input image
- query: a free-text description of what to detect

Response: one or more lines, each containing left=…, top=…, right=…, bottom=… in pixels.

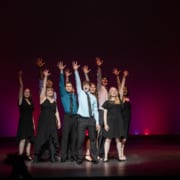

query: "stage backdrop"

left=0, top=0, right=180, bottom=137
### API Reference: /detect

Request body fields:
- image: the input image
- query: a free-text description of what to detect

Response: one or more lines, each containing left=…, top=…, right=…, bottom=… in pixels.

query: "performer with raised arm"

left=72, top=61, right=100, bottom=164
left=33, top=70, right=61, bottom=163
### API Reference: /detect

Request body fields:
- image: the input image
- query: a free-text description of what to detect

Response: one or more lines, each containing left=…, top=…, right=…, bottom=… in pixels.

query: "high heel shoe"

left=103, top=159, right=108, bottom=163
left=25, top=154, right=33, bottom=161
left=118, top=155, right=127, bottom=161
left=84, top=155, right=92, bottom=162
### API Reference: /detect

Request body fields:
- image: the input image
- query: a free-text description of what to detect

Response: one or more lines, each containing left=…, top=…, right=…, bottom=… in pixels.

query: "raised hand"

left=96, top=57, right=103, bottom=66
left=112, top=68, right=120, bottom=76
left=35, top=57, right=45, bottom=68
left=72, top=61, right=80, bottom=70
left=65, top=68, right=72, bottom=77
left=82, top=65, right=91, bottom=74
left=57, top=61, right=66, bottom=71
left=43, top=69, right=51, bottom=77
left=123, top=70, right=129, bottom=77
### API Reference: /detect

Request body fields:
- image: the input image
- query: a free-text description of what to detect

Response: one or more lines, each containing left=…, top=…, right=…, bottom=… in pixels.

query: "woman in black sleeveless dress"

left=17, top=70, right=35, bottom=161
left=33, top=69, right=61, bottom=163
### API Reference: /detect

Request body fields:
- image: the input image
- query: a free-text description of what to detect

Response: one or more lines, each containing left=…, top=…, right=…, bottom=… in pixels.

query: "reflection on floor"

left=1, top=135, right=180, bottom=178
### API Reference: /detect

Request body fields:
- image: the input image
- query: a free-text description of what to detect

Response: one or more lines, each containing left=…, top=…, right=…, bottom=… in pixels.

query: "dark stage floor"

left=1, top=135, right=180, bottom=179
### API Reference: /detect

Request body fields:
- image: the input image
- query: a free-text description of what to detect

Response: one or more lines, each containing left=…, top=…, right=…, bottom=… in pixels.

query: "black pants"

left=76, top=117, right=98, bottom=161
left=60, top=114, right=77, bottom=160
left=97, top=110, right=105, bottom=158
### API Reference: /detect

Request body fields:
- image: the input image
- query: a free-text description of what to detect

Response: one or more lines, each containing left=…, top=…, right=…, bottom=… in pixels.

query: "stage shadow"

left=3, top=153, right=32, bottom=179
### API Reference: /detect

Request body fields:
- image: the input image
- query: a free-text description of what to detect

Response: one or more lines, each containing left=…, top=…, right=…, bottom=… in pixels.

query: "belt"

left=65, top=113, right=77, bottom=117
left=78, top=115, right=94, bottom=119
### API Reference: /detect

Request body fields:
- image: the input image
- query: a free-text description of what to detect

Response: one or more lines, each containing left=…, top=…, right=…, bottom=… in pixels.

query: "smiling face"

left=101, top=77, right=108, bottom=86
left=46, top=87, right=54, bottom=97
left=109, top=87, right=118, bottom=97
left=83, top=81, right=90, bottom=92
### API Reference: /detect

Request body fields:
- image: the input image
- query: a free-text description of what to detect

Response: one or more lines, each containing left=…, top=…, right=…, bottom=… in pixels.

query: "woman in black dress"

left=17, top=70, right=35, bottom=160
left=33, top=69, right=61, bottom=163
left=102, top=86, right=124, bottom=162
left=113, top=68, right=130, bottom=160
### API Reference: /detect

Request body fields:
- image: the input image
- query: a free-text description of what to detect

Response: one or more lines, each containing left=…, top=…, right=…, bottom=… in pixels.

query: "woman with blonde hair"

left=33, top=69, right=61, bottom=163
left=102, top=86, right=124, bottom=162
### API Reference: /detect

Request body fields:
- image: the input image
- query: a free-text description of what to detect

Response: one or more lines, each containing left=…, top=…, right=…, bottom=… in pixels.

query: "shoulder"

left=102, top=100, right=109, bottom=108
left=125, top=97, right=130, bottom=102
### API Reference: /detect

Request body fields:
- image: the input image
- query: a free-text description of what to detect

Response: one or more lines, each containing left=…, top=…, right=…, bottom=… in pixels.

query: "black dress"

left=16, top=98, right=34, bottom=143
left=102, top=100, right=124, bottom=138
left=34, top=99, right=60, bottom=155
left=122, top=101, right=131, bottom=139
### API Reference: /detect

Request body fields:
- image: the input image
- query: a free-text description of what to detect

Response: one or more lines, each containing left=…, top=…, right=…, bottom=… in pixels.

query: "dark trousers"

left=60, top=114, right=77, bottom=160
left=76, top=117, right=97, bottom=161
left=97, top=110, right=105, bottom=157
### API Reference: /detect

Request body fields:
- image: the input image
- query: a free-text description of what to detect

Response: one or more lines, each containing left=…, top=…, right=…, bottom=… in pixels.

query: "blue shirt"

left=74, top=70, right=99, bottom=125
left=59, top=73, right=78, bottom=114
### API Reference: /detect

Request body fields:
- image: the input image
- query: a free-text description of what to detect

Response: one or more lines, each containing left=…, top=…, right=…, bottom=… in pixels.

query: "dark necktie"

left=85, top=92, right=92, bottom=117
left=70, top=94, right=73, bottom=114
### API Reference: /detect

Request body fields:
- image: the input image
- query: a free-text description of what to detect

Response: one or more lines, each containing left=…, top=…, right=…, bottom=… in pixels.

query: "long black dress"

left=102, top=100, right=125, bottom=138
left=16, top=98, right=34, bottom=143
left=34, top=99, right=59, bottom=157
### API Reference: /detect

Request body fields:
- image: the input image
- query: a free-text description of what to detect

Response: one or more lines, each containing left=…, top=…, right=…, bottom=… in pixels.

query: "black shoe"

left=61, top=158, right=66, bottom=163
left=33, top=156, right=39, bottom=163
left=55, top=156, right=59, bottom=162
left=92, top=159, right=99, bottom=164
left=70, top=157, right=75, bottom=162
left=50, top=156, right=58, bottom=163
left=76, top=159, right=83, bottom=164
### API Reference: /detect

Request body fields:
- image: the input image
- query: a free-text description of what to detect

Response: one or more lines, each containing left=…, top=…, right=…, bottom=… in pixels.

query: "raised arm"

left=57, top=61, right=66, bottom=96
left=96, top=57, right=103, bottom=91
left=113, top=68, right=121, bottom=91
left=72, top=61, right=81, bottom=94
left=119, top=70, right=128, bottom=100
left=35, top=57, right=46, bottom=80
left=40, top=69, right=50, bottom=104
left=18, top=70, right=23, bottom=105
left=82, top=65, right=91, bottom=82
left=35, top=57, right=46, bottom=94
left=64, top=68, right=72, bottom=83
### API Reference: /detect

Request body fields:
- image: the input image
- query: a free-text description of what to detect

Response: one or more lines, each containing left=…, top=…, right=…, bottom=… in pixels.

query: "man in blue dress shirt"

left=72, top=61, right=100, bottom=164
left=57, top=61, right=78, bottom=162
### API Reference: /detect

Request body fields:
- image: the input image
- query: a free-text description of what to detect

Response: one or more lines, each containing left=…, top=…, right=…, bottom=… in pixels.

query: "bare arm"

left=40, top=69, right=50, bottom=104
left=103, top=109, right=109, bottom=131
left=82, top=65, right=91, bottom=82
left=32, top=116, right=35, bottom=131
left=55, top=105, right=61, bottom=129
left=96, top=57, right=103, bottom=91
left=113, top=68, right=121, bottom=91
left=18, top=70, right=23, bottom=105
left=119, top=70, right=128, bottom=100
